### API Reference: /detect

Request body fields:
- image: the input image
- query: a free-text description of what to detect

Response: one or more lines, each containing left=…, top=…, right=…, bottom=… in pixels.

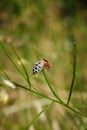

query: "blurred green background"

left=0, top=0, right=87, bottom=130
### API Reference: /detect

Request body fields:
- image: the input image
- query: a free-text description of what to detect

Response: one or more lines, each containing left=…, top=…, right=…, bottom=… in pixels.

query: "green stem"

left=67, top=42, right=77, bottom=106
left=10, top=43, right=31, bottom=89
left=0, top=42, right=29, bottom=85
left=34, top=45, right=64, bottom=103
left=0, top=67, right=86, bottom=117
left=25, top=102, right=54, bottom=129
left=43, top=71, right=64, bottom=104
left=12, top=81, right=86, bottom=117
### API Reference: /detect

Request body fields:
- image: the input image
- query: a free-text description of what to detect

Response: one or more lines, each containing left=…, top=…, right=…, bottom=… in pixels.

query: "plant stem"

left=0, top=42, right=32, bottom=89
left=34, top=45, right=64, bottom=103
left=0, top=67, right=86, bottom=117
left=10, top=43, right=31, bottom=89
left=67, top=42, right=77, bottom=106
left=0, top=42, right=26, bottom=79
left=43, top=71, right=64, bottom=104
left=12, top=82, right=86, bottom=117
left=25, top=102, right=54, bottom=129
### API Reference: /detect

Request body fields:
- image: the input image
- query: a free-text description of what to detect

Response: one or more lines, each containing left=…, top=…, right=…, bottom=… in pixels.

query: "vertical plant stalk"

left=67, top=42, right=77, bottom=106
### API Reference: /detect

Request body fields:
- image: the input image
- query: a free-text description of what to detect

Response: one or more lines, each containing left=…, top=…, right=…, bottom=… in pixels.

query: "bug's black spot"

left=38, top=65, right=41, bottom=68
left=35, top=64, right=38, bottom=66
left=34, top=67, right=37, bottom=70
left=32, top=69, right=37, bottom=74
left=35, top=70, right=38, bottom=73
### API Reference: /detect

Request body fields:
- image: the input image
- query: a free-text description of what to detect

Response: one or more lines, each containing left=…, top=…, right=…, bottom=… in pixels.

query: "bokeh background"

left=0, top=0, right=87, bottom=130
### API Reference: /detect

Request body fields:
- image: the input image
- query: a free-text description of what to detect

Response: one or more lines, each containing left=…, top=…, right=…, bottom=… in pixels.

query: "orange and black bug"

left=32, top=59, right=51, bottom=75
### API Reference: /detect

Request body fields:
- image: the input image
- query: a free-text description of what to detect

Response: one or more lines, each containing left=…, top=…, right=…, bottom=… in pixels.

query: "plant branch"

left=0, top=67, right=86, bottom=117
left=13, top=82, right=87, bottom=118
left=0, top=42, right=86, bottom=118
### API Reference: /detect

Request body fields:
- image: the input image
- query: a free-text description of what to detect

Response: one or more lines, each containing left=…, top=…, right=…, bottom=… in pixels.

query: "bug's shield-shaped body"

left=32, top=61, right=44, bottom=75
left=32, top=59, right=51, bottom=75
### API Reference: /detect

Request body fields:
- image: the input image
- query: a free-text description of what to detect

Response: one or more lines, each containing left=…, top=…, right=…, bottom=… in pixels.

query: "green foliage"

left=0, top=0, right=87, bottom=130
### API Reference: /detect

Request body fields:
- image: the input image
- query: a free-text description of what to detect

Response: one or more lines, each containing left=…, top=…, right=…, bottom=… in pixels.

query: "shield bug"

left=32, top=59, right=51, bottom=74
